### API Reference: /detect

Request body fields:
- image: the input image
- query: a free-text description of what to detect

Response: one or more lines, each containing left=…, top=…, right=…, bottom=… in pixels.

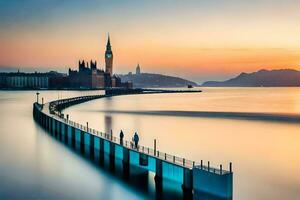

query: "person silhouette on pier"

left=119, top=130, right=124, bottom=145
left=133, top=132, right=139, bottom=149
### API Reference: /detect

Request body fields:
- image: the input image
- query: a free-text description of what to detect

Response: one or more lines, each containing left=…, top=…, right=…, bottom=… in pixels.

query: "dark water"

left=1, top=88, right=300, bottom=200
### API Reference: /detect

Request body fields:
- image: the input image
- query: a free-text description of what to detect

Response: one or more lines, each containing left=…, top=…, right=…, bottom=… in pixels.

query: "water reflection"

left=105, top=115, right=113, bottom=137
left=64, top=88, right=300, bottom=200
left=37, top=118, right=191, bottom=200
left=2, top=89, right=300, bottom=200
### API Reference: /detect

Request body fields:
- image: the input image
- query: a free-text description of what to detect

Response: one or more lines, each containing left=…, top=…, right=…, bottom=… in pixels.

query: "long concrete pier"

left=32, top=89, right=233, bottom=199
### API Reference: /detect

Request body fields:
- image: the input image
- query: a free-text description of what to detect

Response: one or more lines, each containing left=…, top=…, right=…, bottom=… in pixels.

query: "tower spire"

left=106, top=33, right=111, bottom=51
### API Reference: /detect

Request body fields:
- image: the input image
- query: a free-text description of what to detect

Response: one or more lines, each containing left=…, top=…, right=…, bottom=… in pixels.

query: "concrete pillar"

left=99, top=138, right=104, bottom=153
left=52, top=119, right=55, bottom=136
left=53, top=119, right=57, bottom=136
left=155, top=159, right=163, bottom=181
left=55, top=120, right=59, bottom=138
left=80, top=131, right=85, bottom=153
left=110, top=142, right=115, bottom=157
left=42, top=114, right=46, bottom=128
left=58, top=121, right=62, bottom=140
left=64, top=123, right=68, bottom=143
left=155, top=159, right=163, bottom=195
left=71, top=127, right=75, bottom=147
left=47, top=117, right=50, bottom=131
left=40, top=113, right=43, bottom=127
left=50, top=118, right=53, bottom=135
left=123, top=148, right=130, bottom=164
left=90, top=135, right=95, bottom=157
left=39, top=113, right=42, bottom=126
left=45, top=116, right=48, bottom=129
left=122, top=148, right=130, bottom=178
left=44, top=115, right=47, bottom=129
left=182, top=168, right=193, bottom=190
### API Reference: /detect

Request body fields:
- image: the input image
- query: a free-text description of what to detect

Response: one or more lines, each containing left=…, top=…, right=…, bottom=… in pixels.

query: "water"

left=1, top=88, right=300, bottom=200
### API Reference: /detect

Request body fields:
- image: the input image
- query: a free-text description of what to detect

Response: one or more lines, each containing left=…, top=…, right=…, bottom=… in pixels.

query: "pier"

left=32, top=89, right=233, bottom=199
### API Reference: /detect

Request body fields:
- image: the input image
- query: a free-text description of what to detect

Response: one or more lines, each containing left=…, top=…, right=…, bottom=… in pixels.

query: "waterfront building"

left=0, top=35, right=131, bottom=90
left=0, top=71, right=64, bottom=89
left=68, top=60, right=111, bottom=89
left=67, top=35, right=129, bottom=89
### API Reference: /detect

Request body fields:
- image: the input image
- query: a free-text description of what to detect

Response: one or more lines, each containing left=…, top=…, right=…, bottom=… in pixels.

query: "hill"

left=202, top=69, right=300, bottom=87
left=119, top=73, right=198, bottom=88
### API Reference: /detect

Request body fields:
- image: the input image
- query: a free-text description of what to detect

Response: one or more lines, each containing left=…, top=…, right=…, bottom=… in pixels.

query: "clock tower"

left=105, top=34, right=113, bottom=75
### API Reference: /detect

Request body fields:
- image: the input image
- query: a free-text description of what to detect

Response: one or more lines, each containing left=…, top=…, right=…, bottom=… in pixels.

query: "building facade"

left=68, top=60, right=111, bottom=89
left=0, top=71, right=65, bottom=89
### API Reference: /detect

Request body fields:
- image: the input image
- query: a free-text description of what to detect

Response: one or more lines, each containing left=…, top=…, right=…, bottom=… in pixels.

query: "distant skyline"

left=1, top=0, right=300, bottom=83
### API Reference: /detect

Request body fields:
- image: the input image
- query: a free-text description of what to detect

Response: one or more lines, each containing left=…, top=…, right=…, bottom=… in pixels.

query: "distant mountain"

left=119, top=73, right=198, bottom=88
left=202, top=69, right=300, bottom=87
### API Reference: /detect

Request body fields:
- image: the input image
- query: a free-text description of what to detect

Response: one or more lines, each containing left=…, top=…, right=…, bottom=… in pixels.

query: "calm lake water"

left=0, top=88, right=300, bottom=200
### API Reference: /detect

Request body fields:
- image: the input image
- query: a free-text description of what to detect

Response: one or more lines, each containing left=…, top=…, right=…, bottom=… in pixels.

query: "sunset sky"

left=1, top=0, right=300, bottom=82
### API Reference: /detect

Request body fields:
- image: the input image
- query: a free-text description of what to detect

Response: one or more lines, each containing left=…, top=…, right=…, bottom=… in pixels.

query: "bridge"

left=32, top=89, right=233, bottom=199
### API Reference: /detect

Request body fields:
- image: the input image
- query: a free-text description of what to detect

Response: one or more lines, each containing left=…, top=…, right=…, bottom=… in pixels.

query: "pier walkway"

left=33, top=89, right=233, bottom=199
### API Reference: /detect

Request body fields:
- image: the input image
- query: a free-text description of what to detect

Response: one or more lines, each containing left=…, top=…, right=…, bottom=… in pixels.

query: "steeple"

left=136, top=63, right=141, bottom=74
left=106, top=33, right=111, bottom=51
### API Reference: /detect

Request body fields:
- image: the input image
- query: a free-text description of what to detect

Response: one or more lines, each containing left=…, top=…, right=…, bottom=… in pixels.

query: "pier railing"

left=46, top=95, right=231, bottom=175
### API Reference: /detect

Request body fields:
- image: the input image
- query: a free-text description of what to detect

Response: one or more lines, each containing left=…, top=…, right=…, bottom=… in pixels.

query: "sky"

left=1, top=0, right=300, bottom=83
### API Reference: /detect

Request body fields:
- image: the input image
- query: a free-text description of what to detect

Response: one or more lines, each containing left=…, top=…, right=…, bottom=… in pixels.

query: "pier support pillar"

left=99, top=138, right=104, bottom=153
left=123, top=148, right=130, bottom=178
left=50, top=117, right=55, bottom=135
left=44, top=115, right=47, bottom=129
left=123, top=148, right=130, bottom=164
left=155, top=159, right=163, bottom=181
left=53, top=119, right=56, bottom=136
left=40, top=114, right=44, bottom=127
left=155, top=159, right=163, bottom=195
left=109, top=142, right=116, bottom=170
left=182, top=168, right=193, bottom=191
left=80, top=131, right=85, bottom=153
left=56, top=120, right=59, bottom=137
left=48, top=117, right=51, bottom=133
left=47, top=117, right=50, bottom=131
left=110, top=142, right=115, bottom=158
left=99, top=138, right=104, bottom=165
left=71, top=127, right=75, bottom=147
left=58, top=121, right=62, bottom=140
left=43, top=114, right=46, bottom=128
left=90, top=135, right=95, bottom=158
left=64, top=124, right=68, bottom=143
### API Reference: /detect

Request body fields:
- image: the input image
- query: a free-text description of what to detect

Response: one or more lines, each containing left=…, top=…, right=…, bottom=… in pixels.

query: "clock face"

left=106, top=54, right=112, bottom=58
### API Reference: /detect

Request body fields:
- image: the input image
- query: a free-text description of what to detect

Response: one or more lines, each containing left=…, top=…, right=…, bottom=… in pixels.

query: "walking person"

left=119, top=130, right=124, bottom=145
left=133, top=132, right=139, bottom=150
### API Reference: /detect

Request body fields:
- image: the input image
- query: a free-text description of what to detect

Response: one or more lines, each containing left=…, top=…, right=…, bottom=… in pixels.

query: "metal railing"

left=44, top=95, right=232, bottom=175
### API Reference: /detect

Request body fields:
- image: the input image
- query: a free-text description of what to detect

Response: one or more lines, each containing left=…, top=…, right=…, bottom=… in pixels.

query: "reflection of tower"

left=136, top=63, right=141, bottom=75
left=105, top=34, right=113, bottom=76
left=104, top=115, right=112, bottom=135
